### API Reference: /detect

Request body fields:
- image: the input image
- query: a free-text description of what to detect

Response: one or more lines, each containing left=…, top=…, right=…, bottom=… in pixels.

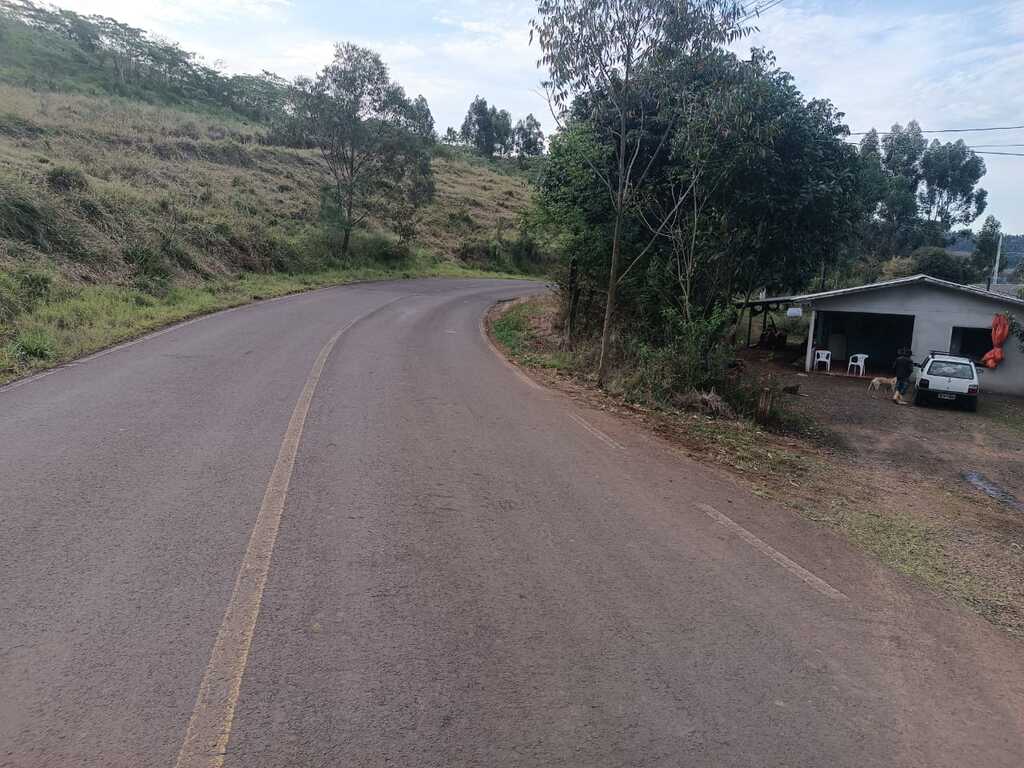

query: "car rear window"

left=927, top=360, right=974, bottom=379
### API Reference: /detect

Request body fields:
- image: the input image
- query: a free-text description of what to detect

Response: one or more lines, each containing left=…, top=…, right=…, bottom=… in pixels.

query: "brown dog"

left=868, top=376, right=896, bottom=396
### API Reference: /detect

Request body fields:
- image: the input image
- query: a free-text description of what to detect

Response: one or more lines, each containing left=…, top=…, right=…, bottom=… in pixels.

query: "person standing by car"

left=893, top=347, right=914, bottom=404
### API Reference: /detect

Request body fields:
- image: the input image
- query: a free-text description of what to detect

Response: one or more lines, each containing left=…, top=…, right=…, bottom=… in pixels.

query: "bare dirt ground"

left=490, top=297, right=1024, bottom=636
left=749, top=350, right=1024, bottom=498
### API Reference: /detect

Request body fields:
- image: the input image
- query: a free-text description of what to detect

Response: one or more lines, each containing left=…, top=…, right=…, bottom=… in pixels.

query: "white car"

left=913, top=353, right=980, bottom=411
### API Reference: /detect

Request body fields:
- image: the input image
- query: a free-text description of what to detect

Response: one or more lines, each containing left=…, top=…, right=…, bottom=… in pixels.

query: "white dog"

left=867, top=376, right=896, bottom=396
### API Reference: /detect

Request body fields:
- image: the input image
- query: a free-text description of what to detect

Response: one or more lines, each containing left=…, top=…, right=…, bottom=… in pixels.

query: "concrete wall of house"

left=807, top=283, right=1023, bottom=396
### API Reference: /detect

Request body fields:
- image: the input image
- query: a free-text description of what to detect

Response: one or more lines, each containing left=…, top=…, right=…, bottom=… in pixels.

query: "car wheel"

left=913, top=390, right=926, bottom=406
left=963, top=397, right=977, bottom=412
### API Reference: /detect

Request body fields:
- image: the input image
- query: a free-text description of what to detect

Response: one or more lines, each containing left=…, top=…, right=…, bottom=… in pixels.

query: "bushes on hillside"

left=45, top=166, right=89, bottom=193
left=456, top=232, right=544, bottom=273
left=0, top=268, right=54, bottom=324
left=909, top=247, right=973, bottom=283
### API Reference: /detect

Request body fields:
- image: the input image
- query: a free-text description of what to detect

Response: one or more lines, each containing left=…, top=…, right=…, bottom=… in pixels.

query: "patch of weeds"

left=10, top=326, right=56, bottom=360
left=492, top=303, right=531, bottom=356
left=446, top=207, right=476, bottom=231
left=45, top=166, right=89, bottom=193
left=349, top=231, right=410, bottom=266
left=15, top=269, right=53, bottom=308
left=133, top=274, right=172, bottom=298
left=0, top=272, right=23, bottom=322
left=0, top=112, right=44, bottom=138
left=123, top=243, right=170, bottom=279
left=491, top=300, right=572, bottom=370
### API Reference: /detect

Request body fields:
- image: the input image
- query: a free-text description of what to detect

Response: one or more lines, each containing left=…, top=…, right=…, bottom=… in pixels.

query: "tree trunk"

left=596, top=117, right=629, bottom=388
left=340, top=189, right=354, bottom=259
left=596, top=210, right=623, bottom=386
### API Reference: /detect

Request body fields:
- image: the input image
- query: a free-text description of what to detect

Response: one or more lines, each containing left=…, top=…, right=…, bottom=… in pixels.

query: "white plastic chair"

left=847, top=353, right=868, bottom=377
left=813, top=350, right=831, bottom=372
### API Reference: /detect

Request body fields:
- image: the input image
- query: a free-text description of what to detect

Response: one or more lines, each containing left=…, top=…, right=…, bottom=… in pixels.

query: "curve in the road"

left=1, top=277, right=1022, bottom=768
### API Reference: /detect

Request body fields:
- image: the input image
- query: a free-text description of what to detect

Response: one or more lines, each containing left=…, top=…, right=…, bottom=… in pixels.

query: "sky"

left=56, top=0, right=1024, bottom=232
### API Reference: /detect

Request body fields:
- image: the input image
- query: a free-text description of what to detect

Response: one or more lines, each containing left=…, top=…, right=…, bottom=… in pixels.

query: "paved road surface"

left=2, top=278, right=1022, bottom=767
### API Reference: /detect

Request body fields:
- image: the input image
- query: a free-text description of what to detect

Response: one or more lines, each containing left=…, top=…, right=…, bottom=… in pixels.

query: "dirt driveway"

left=750, top=354, right=1024, bottom=500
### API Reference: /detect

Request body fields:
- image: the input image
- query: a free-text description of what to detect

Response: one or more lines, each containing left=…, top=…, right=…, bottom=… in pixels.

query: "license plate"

left=937, top=393, right=956, bottom=400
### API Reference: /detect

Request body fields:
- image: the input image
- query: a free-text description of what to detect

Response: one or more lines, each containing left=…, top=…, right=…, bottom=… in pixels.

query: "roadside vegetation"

left=490, top=296, right=1024, bottom=635
left=528, top=1, right=993, bottom=412
left=484, top=1, right=1021, bottom=634
left=0, top=2, right=541, bottom=384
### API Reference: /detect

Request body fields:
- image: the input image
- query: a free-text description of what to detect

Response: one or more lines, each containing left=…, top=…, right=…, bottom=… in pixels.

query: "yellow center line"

left=174, top=295, right=403, bottom=768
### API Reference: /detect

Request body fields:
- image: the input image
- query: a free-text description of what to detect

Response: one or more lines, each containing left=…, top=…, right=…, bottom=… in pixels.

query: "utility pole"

left=992, top=233, right=1003, bottom=286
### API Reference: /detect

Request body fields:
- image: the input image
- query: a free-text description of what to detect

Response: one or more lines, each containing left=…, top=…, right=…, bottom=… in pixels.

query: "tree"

left=531, top=0, right=749, bottom=385
left=490, top=107, right=513, bottom=155
left=441, top=126, right=461, bottom=145
left=856, top=120, right=989, bottom=266
left=407, top=94, right=436, bottom=142
left=911, top=247, right=971, bottom=283
left=291, top=43, right=434, bottom=257
left=513, top=114, right=545, bottom=157
left=532, top=43, right=870, bottom=371
left=972, top=215, right=1002, bottom=280
left=918, top=139, right=987, bottom=230
left=461, top=96, right=496, bottom=156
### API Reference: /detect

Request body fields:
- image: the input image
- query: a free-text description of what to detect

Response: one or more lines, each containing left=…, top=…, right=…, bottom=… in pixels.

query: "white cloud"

left=57, top=0, right=290, bottom=28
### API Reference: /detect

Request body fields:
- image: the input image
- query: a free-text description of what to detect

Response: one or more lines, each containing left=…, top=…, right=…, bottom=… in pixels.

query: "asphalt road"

left=1, top=277, right=1022, bottom=767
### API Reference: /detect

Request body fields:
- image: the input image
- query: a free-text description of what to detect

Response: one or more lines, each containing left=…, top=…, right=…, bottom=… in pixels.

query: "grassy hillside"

left=0, top=83, right=533, bottom=277
left=0, top=81, right=536, bottom=383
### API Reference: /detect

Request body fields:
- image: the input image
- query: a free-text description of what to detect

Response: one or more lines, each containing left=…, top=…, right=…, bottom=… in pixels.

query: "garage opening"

left=812, top=311, right=915, bottom=373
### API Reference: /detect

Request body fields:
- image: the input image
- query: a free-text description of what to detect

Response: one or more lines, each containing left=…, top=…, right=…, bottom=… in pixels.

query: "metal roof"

left=740, top=274, right=1024, bottom=309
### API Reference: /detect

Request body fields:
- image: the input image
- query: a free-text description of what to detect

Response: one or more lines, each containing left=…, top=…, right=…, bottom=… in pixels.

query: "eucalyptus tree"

left=461, top=96, right=496, bottom=156
left=918, top=139, right=987, bottom=231
left=530, top=0, right=750, bottom=385
left=513, top=114, right=545, bottom=157
left=972, top=215, right=1001, bottom=278
left=291, top=43, right=434, bottom=257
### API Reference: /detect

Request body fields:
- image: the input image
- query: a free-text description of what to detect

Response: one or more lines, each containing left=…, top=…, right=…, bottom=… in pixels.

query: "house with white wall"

left=746, top=275, right=1024, bottom=396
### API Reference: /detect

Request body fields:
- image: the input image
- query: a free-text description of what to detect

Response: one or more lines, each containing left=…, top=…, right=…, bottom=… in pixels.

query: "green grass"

left=0, top=75, right=541, bottom=384
left=491, top=301, right=572, bottom=369
left=0, top=260, right=525, bottom=386
left=793, top=490, right=1014, bottom=628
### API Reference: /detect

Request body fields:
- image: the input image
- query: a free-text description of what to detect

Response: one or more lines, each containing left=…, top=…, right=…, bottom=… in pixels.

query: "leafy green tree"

left=856, top=120, right=988, bottom=266
left=882, top=121, right=926, bottom=184
left=441, top=126, right=461, bottom=145
left=460, top=96, right=496, bottom=156
left=972, top=215, right=1002, bottom=280
left=531, top=0, right=749, bottom=385
left=490, top=107, right=513, bottom=155
left=513, top=114, right=545, bottom=157
left=291, top=43, right=434, bottom=257
left=533, top=45, right=870, bottom=363
left=918, top=139, right=987, bottom=230
left=911, top=247, right=971, bottom=283
left=407, top=95, right=436, bottom=142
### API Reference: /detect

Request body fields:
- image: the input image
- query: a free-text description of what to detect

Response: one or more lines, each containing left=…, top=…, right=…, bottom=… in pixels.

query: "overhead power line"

left=738, top=0, right=784, bottom=25
left=848, top=124, right=1024, bottom=136
left=840, top=139, right=1024, bottom=156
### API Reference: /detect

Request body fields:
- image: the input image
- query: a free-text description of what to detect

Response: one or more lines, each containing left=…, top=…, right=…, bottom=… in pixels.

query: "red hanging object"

left=980, top=314, right=1010, bottom=369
